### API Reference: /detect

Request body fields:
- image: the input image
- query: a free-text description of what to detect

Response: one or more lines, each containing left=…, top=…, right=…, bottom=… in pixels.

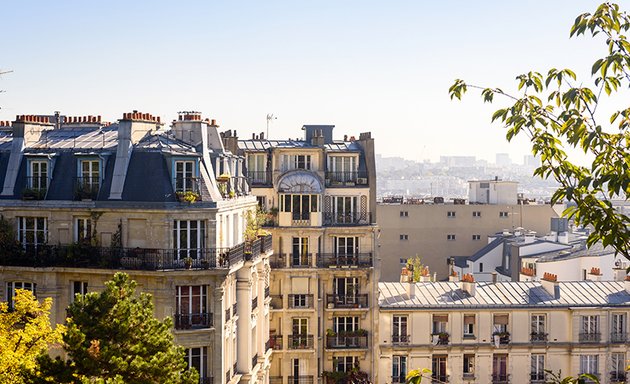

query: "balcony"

left=173, top=177, right=202, bottom=202
left=431, top=375, right=448, bottom=383
left=325, top=171, right=368, bottom=187
left=252, top=296, right=258, bottom=310
left=22, top=176, right=48, bottom=200
left=611, top=372, right=627, bottom=383
left=290, top=253, right=313, bottom=268
left=0, top=235, right=272, bottom=271
left=323, top=371, right=369, bottom=384
left=392, top=334, right=410, bottom=345
left=492, top=374, right=510, bottom=384
left=287, top=334, right=314, bottom=349
left=246, top=171, right=272, bottom=186
left=611, top=332, right=628, bottom=343
left=391, top=376, right=406, bottom=384
left=287, top=376, right=314, bottom=384
left=270, top=295, right=283, bottom=310
left=530, top=332, right=547, bottom=343
left=323, top=212, right=371, bottom=226
left=326, top=294, right=368, bottom=309
left=288, top=294, right=314, bottom=309
left=530, top=373, right=546, bottom=383
left=269, top=335, right=283, bottom=350
left=579, top=332, right=601, bottom=342
left=325, top=332, right=368, bottom=349
left=317, top=253, right=373, bottom=268
left=492, top=332, right=510, bottom=346
left=462, top=373, right=475, bottom=381
left=431, top=332, right=449, bottom=346
left=269, top=254, right=285, bottom=268
left=74, top=177, right=100, bottom=200
left=291, top=212, right=312, bottom=227
left=174, top=313, right=213, bottom=330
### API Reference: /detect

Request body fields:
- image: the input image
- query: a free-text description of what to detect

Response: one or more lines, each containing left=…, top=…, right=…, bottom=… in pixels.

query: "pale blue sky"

left=0, top=1, right=610, bottom=162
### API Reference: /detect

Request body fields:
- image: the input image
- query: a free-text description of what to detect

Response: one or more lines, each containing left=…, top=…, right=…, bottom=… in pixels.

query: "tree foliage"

left=0, top=289, right=65, bottom=384
left=32, top=273, right=197, bottom=384
left=449, top=2, right=630, bottom=259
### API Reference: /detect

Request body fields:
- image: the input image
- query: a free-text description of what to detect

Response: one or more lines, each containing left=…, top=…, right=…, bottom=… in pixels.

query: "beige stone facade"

left=236, top=126, right=379, bottom=384
left=377, top=201, right=561, bottom=280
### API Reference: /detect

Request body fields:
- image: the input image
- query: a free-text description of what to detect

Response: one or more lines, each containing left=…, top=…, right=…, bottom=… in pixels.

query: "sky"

left=0, top=0, right=614, bottom=163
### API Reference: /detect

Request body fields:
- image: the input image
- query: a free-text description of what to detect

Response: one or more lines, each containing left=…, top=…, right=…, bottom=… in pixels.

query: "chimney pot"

left=211, top=119, right=216, bottom=125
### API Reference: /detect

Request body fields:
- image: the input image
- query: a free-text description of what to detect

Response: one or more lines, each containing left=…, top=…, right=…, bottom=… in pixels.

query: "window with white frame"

left=333, top=277, right=358, bottom=299
left=79, top=159, right=100, bottom=187
left=493, top=314, right=509, bottom=334
left=280, top=194, right=319, bottom=220
left=333, top=316, right=359, bottom=333
left=247, top=153, right=267, bottom=183
left=393, top=315, right=408, bottom=343
left=17, top=217, right=47, bottom=248
left=184, top=347, right=207, bottom=379
left=333, top=236, right=358, bottom=256
left=331, top=196, right=359, bottom=223
left=29, top=160, right=48, bottom=190
left=173, top=220, right=205, bottom=259
left=463, top=354, right=475, bottom=377
left=333, top=356, right=358, bottom=373
left=400, top=211, right=408, bottom=217
left=531, top=314, right=546, bottom=339
left=400, top=234, right=408, bottom=241
left=7, top=281, right=36, bottom=310
left=499, top=211, right=509, bottom=218
left=292, top=318, right=308, bottom=336
left=176, top=286, right=208, bottom=328
left=281, top=154, right=311, bottom=171
left=579, top=355, right=598, bottom=375
left=612, top=313, right=626, bottom=341
left=581, top=315, right=599, bottom=335
left=174, top=160, right=196, bottom=192
left=432, top=314, right=448, bottom=334
left=531, top=354, right=545, bottom=381
left=392, top=355, right=407, bottom=383
left=611, top=353, right=625, bottom=379
left=291, top=237, right=309, bottom=266
left=75, top=217, right=92, bottom=243
left=472, top=234, right=481, bottom=241
left=463, top=314, right=476, bottom=337
left=327, top=155, right=358, bottom=182
left=71, top=281, right=88, bottom=302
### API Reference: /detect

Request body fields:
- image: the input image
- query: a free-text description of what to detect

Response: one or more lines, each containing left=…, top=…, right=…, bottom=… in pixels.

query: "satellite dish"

left=615, top=260, right=621, bottom=267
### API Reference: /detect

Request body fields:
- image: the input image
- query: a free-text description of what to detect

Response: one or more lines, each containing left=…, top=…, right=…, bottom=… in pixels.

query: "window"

left=71, top=281, right=88, bottom=302
left=282, top=154, right=311, bottom=171
left=479, top=263, right=484, bottom=273
left=472, top=234, right=481, bottom=241
left=334, top=236, right=358, bottom=256
left=280, top=194, right=320, bottom=220
left=531, top=314, right=546, bottom=341
left=431, top=355, right=447, bottom=382
left=333, top=277, right=359, bottom=302
left=492, top=354, right=508, bottom=381
left=447, top=211, right=456, bottom=218
left=499, top=211, right=509, bottom=218
left=75, top=217, right=92, bottom=243
left=531, top=354, right=545, bottom=382
left=247, top=153, right=267, bottom=183
left=291, top=237, right=309, bottom=266
left=463, top=315, right=475, bottom=337
left=17, top=217, right=47, bottom=248
left=472, top=211, right=481, bottom=217
left=392, top=315, right=408, bottom=343
left=331, top=196, right=359, bottom=223
left=432, top=314, right=448, bottom=334
left=292, top=318, right=308, bottom=335
left=333, top=316, right=359, bottom=333
left=79, top=159, right=100, bottom=187
left=400, top=211, right=408, bottom=217
left=611, top=353, right=625, bottom=381
left=447, top=234, right=456, bottom=241
left=581, top=315, right=599, bottom=338
left=333, top=356, right=358, bottom=373
left=612, top=313, right=626, bottom=342
left=173, top=220, right=206, bottom=260
left=184, top=347, right=207, bottom=379
left=291, top=294, right=309, bottom=308
left=493, top=314, right=509, bottom=334
left=176, top=286, right=208, bottom=328
left=463, top=354, right=475, bottom=378
left=579, top=355, right=598, bottom=376
left=392, top=355, right=407, bottom=383
left=400, top=234, right=408, bottom=240
left=7, top=282, right=36, bottom=310
left=399, top=258, right=408, bottom=265
left=256, top=196, right=266, bottom=209
left=28, top=160, right=48, bottom=191
left=328, top=156, right=358, bottom=182
left=174, top=160, right=196, bottom=192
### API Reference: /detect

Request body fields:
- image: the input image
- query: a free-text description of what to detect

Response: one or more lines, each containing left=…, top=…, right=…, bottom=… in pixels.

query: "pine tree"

left=33, top=273, right=198, bottom=384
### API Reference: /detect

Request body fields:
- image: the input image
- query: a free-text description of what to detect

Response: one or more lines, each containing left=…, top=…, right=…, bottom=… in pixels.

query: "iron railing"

left=287, top=376, right=314, bottom=384
left=326, top=334, right=368, bottom=349
left=530, top=333, right=547, bottom=342
left=322, top=212, right=371, bottom=226
left=431, top=375, right=448, bottom=383
left=288, top=294, right=314, bottom=309
left=174, top=313, right=213, bottom=330
left=269, top=377, right=283, bottom=384
left=290, top=253, right=312, bottom=268
left=251, top=354, right=258, bottom=369
left=579, top=332, right=601, bottom=342
left=492, top=374, right=510, bottom=384
left=317, top=253, right=373, bottom=268
left=269, top=254, right=286, bottom=268
left=287, top=335, right=314, bottom=349
left=173, top=177, right=201, bottom=194
left=74, top=177, right=100, bottom=200
left=23, top=176, right=49, bottom=199
left=610, top=372, right=626, bottom=383
left=391, top=376, right=406, bottom=383
left=269, top=335, right=283, bottom=350
left=270, top=295, right=283, bottom=310
left=225, top=308, right=231, bottom=321
left=252, top=296, right=258, bottom=310
left=391, top=334, right=410, bottom=345
left=530, top=373, right=546, bottom=383
left=232, top=303, right=237, bottom=316
left=326, top=294, right=368, bottom=309
left=610, top=332, right=627, bottom=343
left=325, top=171, right=368, bottom=186
left=245, top=171, right=272, bottom=185
left=199, top=377, right=213, bottom=384
left=265, top=286, right=270, bottom=298
left=431, top=333, right=449, bottom=345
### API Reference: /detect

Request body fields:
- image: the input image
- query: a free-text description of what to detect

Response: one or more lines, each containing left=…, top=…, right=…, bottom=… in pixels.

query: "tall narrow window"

left=17, top=217, right=47, bottom=248
left=331, top=196, right=360, bottom=224
left=184, top=347, right=207, bottom=379
left=530, top=314, right=546, bottom=342
left=333, top=356, right=358, bottom=373
left=431, top=355, right=447, bottom=382
left=392, top=315, right=408, bottom=344
left=530, top=354, right=545, bottom=382
left=29, top=160, right=48, bottom=191
left=612, top=313, right=626, bottom=342
left=463, top=314, right=476, bottom=337
left=71, top=281, right=88, bottom=302
left=291, top=237, right=309, bottom=267
left=174, top=160, right=196, bottom=192
left=247, top=153, right=267, bottom=184
left=611, top=353, right=625, bottom=382
left=580, top=315, right=600, bottom=342
left=173, top=220, right=206, bottom=260
left=7, top=282, right=36, bottom=310
left=80, top=159, right=100, bottom=186
left=392, top=356, right=407, bottom=383
left=463, top=354, right=475, bottom=378
left=75, top=217, right=92, bottom=243
left=492, top=354, right=508, bottom=382
left=579, top=355, right=598, bottom=376
left=176, top=286, right=209, bottom=329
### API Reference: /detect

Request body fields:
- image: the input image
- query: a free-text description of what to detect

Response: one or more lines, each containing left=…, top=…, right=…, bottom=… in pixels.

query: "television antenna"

left=266, top=113, right=277, bottom=139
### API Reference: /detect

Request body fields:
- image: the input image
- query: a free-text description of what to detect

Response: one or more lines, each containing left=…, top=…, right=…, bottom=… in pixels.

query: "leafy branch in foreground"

left=449, top=2, right=630, bottom=259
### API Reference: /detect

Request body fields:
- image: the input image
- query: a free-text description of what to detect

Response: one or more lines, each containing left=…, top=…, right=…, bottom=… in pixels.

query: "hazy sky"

left=0, top=1, right=611, bottom=163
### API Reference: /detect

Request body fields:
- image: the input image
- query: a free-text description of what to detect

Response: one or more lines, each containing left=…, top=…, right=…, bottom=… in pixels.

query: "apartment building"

left=231, top=126, right=380, bottom=384
left=378, top=277, right=630, bottom=384
left=377, top=181, right=561, bottom=280
left=0, top=112, right=273, bottom=384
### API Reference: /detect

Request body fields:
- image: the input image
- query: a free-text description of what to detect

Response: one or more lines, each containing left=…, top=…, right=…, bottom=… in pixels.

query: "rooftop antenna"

left=0, top=70, right=14, bottom=107
left=266, top=113, right=276, bottom=139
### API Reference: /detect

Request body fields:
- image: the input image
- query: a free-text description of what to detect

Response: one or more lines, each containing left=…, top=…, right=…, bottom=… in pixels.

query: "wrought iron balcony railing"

left=492, top=374, right=510, bottom=384
left=326, top=294, right=368, bottom=309
left=270, top=295, right=283, bottom=310
left=322, top=212, right=371, bottom=226
left=325, top=333, right=368, bottom=349
left=245, top=171, right=272, bottom=185
left=174, top=313, right=213, bottom=330
left=391, top=334, right=410, bottom=345
left=74, top=177, right=100, bottom=200
left=579, top=332, right=601, bottom=342
left=610, top=332, right=627, bottom=343
left=324, top=171, right=368, bottom=186
left=287, top=376, right=314, bottom=384
left=290, top=253, right=312, bottom=268
left=317, top=253, right=373, bottom=268
left=23, top=176, right=49, bottom=200
left=269, top=335, right=283, bottom=350
left=287, top=335, right=314, bottom=349
left=530, top=332, right=547, bottom=342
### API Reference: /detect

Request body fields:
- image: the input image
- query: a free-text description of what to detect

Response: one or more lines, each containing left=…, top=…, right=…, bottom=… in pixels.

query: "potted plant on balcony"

left=200, top=258, right=210, bottom=269
left=438, top=332, right=449, bottom=344
left=326, top=328, right=336, bottom=337
left=176, top=191, right=200, bottom=203
left=183, top=257, right=193, bottom=269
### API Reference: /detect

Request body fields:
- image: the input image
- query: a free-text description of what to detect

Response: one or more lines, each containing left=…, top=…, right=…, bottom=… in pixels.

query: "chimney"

left=11, top=114, right=54, bottom=145
left=460, top=274, right=476, bottom=296
left=625, top=276, right=630, bottom=294
left=173, top=111, right=225, bottom=152
left=491, top=271, right=498, bottom=283
left=541, top=273, right=560, bottom=299
left=406, top=280, right=415, bottom=299
left=419, top=266, right=431, bottom=282
left=587, top=267, right=602, bottom=282
left=448, top=270, right=459, bottom=282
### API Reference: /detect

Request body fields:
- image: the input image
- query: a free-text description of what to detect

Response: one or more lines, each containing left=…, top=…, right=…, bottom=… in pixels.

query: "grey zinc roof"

left=379, top=281, right=630, bottom=309
left=468, top=237, right=504, bottom=262
left=28, top=126, right=119, bottom=150
left=238, top=139, right=362, bottom=152
left=533, top=242, right=615, bottom=263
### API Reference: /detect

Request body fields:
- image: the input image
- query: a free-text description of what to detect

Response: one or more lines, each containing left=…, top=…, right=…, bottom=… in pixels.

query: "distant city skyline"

left=1, top=1, right=608, bottom=163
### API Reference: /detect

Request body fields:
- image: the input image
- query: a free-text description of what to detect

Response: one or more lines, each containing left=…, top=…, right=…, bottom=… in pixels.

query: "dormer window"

left=25, top=159, right=49, bottom=199
left=76, top=158, right=101, bottom=200
left=174, top=160, right=197, bottom=193
left=281, top=154, right=311, bottom=171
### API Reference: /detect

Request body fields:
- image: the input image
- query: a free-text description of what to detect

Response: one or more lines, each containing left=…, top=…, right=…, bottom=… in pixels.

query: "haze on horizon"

left=0, top=0, right=609, bottom=163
